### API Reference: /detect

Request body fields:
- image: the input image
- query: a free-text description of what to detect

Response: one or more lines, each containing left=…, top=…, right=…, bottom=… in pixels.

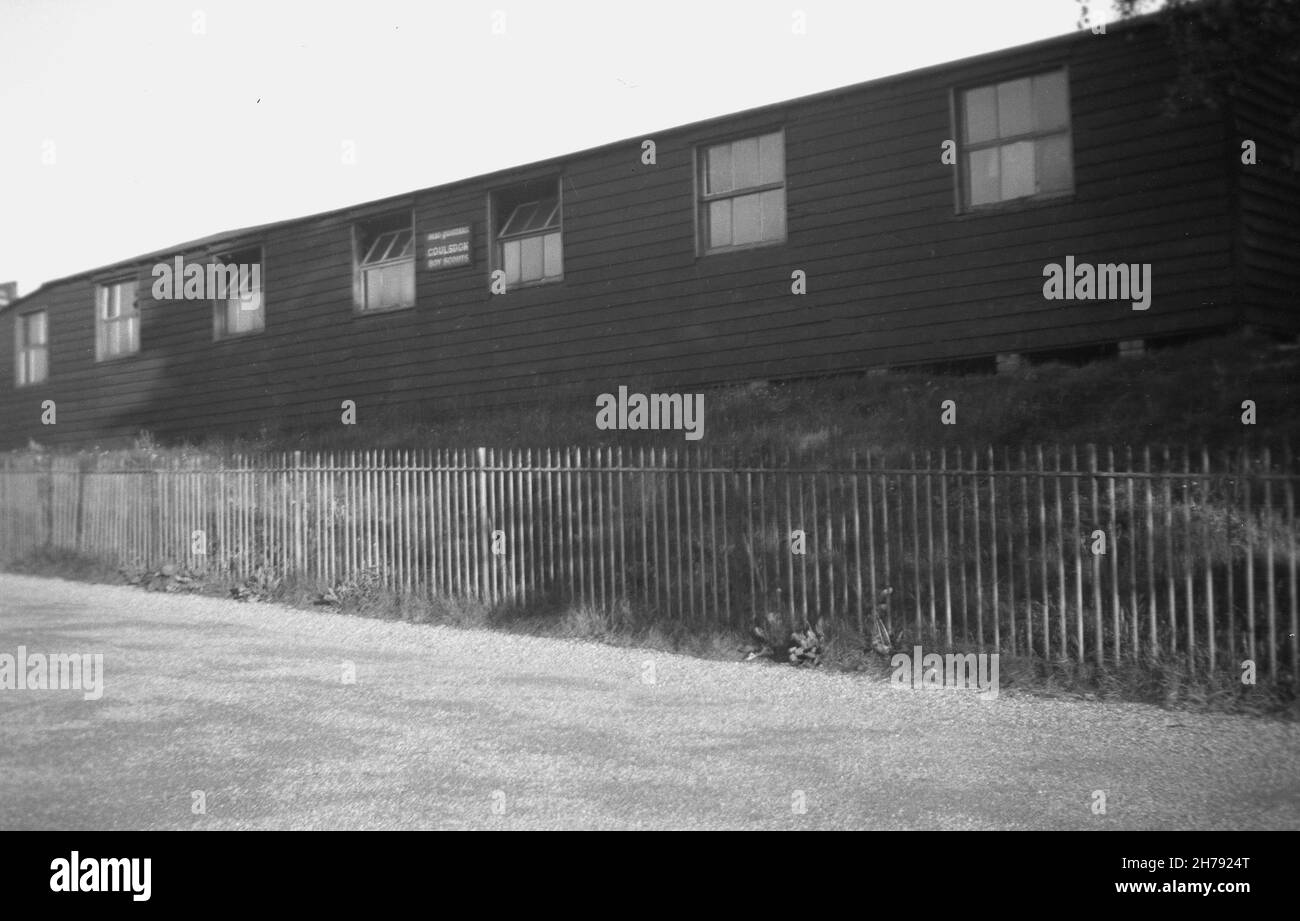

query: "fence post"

left=476, top=446, right=489, bottom=603
left=74, top=454, right=89, bottom=552
left=41, top=454, right=55, bottom=548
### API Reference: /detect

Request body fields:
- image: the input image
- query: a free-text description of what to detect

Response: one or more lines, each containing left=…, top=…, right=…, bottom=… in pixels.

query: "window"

left=213, top=246, right=265, bottom=338
left=355, top=214, right=415, bottom=312
left=95, top=278, right=139, bottom=360
left=959, top=69, right=1072, bottom=209
left=698, top=130, right=786, bottom=253
left=15, top=310, right=48, bottom=386
left=494, top=179, right=563, bottom=287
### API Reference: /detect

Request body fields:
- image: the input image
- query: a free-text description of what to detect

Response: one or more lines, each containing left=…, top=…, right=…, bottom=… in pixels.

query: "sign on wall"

left=424, top=226, right=472, bottom=270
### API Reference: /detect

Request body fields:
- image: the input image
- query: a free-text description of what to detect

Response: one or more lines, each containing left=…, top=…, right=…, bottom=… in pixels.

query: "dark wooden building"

left=2, top=17, right=1297, bottom=448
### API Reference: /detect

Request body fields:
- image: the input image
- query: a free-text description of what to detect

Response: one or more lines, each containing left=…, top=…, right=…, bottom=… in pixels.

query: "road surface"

left=1, top=573, right=1296, bottom=829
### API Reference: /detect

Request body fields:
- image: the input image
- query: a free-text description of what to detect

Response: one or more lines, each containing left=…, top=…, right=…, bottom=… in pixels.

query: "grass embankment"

left=145, top=330, right=1300, bottom=457
left=5, top=332, right=1298, bottom=716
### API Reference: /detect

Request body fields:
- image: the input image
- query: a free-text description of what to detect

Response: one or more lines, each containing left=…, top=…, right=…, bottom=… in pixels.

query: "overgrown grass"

left=3, top=545, right=1295, bottom=719
left=17, top=330, right=1300, bottom=462
left=5, top=330, right=1297, bottom=715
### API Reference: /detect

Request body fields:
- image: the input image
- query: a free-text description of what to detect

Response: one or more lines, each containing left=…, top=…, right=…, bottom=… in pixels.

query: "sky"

left=0, top=0, right=1109, bottom=296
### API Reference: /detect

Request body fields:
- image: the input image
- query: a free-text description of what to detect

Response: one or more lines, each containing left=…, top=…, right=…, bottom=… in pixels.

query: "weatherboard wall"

left=0, top=22, right=1260, bottom=447
left=1234, top=63, right=1300, bottom=332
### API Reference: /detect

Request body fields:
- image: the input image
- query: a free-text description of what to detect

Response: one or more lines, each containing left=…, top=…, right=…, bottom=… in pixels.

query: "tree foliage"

left=1077, top=0, right=1300, bottom=126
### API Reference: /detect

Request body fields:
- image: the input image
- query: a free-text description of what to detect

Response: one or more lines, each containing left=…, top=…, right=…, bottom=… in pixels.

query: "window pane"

left=370, top=232, right=395, bottom=263
left=362, top=235, right=387, bottom=264
left=386, top=229, right=413, bottom=260
left=228, top=293, right=265, bottom=333
left=381, top=270, right=394, bottom=310
left=379, top=269, right=395, bottom=310
left=712, top=197, right=733, bottom=248
left=503, top=239, right=521, bottom=285
left=708, top=199, right=732, bottom=249
left=706, top=143, right=732, bottom=195
left=502, top=203, right=537, bottom=237
left=1000, top=140, right=1035, bottom=200
left=522, top=199, right=558, bottom=233
left=539, top=199, right=561, bottom=230
left=1032, top=71, right=1068, bottom=132
left=399, top=262, right=415, bottom=305
left=997, top=78, right=1032, bottom=137
left=519, top=201, right=543, bottom=232
left=731, top=192, right=762, bottom=246
left=121, top=281, right=137, bottom=316
left=964, top=86, right=998, bottom=144
left=32, top=348, right=46, bottom=384
left=364, top=280, right=378, bottom=312
left=377, top=263, right=411, bottom=308
left=759, top=132, right=784, bottom=185
left=731, top=137, right=761, bottom=190
left=23, top=313, right=46, bottom=345
left=520, top=234, right=544, bottom=281
left=1036, top=133, right=1072, bottom=193
left=543, top=231, right=562, bottom=277
left=100, top=288, right=117, bottom=319
left=760, top=188, right=786, bottom=241
left=364, top=267, right=388, bottom=310
left=242, top=272, right=263, bottom=307
left=967, top=148, right=1000, bottom=206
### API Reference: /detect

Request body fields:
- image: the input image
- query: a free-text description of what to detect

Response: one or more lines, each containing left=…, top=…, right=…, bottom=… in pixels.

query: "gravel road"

left=0, top=573, right=1296, bottom=830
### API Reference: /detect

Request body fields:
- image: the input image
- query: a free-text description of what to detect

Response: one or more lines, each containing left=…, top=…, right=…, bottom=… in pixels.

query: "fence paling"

left=2, top=446, right=1298, bottom=684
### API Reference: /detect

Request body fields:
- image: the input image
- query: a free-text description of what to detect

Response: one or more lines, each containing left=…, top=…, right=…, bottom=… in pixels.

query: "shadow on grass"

left=3, top=546, right=1296, bottom=721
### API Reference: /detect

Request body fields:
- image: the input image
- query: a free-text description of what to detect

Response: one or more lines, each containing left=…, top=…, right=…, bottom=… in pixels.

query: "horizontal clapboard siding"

left=1234, top=64, right=1300, bottom=331
left=0, top=19, right=1271, bottom=448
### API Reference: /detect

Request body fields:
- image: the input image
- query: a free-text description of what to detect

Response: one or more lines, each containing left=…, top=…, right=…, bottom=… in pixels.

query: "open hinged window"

left=354, top=213, right=415, bottom=312
left=493, top=179, right=563, bottom=287
left=212, top=245, right=265, bottom=339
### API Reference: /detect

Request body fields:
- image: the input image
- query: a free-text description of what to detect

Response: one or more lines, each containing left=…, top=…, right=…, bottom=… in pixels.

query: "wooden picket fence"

left=1, top=445, right=1296, bottom=683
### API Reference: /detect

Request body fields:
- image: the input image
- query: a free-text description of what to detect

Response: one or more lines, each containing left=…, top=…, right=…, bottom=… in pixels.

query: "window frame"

left=490, top=177, right=564, bottom=289
left=14, top=308, right=49, bottom=387
left=353, top=211, right=416, bottom=315
left=953, top=65, right=1075, bottom=214
left=94, top=275, right=141, bottom=362
left=695, top=127, right=788, bottom=256
left=212, top=244, right=266, bottom=341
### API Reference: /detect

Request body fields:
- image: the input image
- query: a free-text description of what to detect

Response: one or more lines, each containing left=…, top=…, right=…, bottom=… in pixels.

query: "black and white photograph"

left=0, top=0, right=1296, bottom=891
